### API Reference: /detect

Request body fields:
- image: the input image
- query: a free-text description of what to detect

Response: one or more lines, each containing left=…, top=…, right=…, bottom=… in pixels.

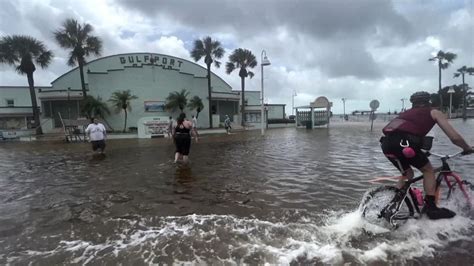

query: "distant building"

left=0, top=52, right=286, bottom=133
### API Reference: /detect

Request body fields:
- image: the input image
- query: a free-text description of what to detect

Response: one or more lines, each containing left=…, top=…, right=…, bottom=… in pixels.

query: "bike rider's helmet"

left=410, top=91, right=431, bottom=104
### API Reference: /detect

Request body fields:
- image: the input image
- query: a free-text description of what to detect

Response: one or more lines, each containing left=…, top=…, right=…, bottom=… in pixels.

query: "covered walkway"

left=295, top=96, right=332, bottom=129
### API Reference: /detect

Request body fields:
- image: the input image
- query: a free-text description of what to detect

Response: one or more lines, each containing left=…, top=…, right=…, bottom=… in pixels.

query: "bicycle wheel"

left=439, top=173, right=473, bottom=208
left=360, top=185, right=415, bottom=227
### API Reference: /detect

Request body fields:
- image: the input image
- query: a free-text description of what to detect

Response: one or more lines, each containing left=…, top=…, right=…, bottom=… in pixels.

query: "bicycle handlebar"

left=427, top=149, right=472, bottom=160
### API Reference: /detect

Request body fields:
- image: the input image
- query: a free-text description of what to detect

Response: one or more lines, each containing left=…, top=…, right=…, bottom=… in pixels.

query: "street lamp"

left=341, top=98, right=346, bottom=120
left=292, top=90, right=297, bottom=116
left=261, top=50, right=271, bottom=136
left=401, top=98, right=407, bottom=112
left=448, top=87, right=455, bottom=118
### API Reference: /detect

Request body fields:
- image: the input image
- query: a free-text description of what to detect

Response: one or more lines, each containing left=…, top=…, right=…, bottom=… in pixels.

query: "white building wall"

left=0, top=86, right=44, bottom=108
left=51, top=53, right=234, bottom=129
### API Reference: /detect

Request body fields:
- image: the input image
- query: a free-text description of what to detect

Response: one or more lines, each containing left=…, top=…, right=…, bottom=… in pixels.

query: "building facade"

left=0, top=52, right=287, bottom=134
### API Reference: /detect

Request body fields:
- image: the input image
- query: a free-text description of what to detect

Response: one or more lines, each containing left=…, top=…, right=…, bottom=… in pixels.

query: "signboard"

left=144, top=101, right=165, bottom=112
left=369, top=100, right=380, bottom=111
left=137, top=117, right=170, bottom=138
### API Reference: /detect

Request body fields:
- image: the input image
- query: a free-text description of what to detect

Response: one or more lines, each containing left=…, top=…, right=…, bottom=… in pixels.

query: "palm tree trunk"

left=241, top=76, right=245, bottom=126
left=27, top=72, right=43, bottom=135
left=123, top=109, right=127, bottom=133
left=438, top=61, right=443, bottom=110
left=79, top=60, right=87, bottom=98
left=207, top=64, right=213, bottom=128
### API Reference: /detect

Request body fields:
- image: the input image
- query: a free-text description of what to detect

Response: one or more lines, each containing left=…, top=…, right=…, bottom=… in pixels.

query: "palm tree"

left=187, top=96, right=204, bottom=118
left=81, top=95, right=113, bottom=130
left=165, top=89, right=189, bottom=113
left=54, top=18, right=103, bottom=98
left=226, top=48, right=257, bottom=126
left=454, top=66, right=474, bottom=119
left=190, top=36, right=224, bottom=128
left=429, top=50, right=457, bottom=110
left=109, top=90, right=138, bottom=132
left=0, top=35, right=53, bottom=135
left=81, top=95, right=110, bottom=118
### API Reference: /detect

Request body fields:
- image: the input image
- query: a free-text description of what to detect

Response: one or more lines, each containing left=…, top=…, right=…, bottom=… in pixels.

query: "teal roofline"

left=51, top=52, right=233, bottom=90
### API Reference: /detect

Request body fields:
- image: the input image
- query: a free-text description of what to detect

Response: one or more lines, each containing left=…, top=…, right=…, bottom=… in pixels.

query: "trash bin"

left=306, top=121, right=313, bottom=129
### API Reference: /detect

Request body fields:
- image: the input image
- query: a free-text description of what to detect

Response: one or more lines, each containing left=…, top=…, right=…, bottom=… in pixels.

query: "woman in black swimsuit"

left=173, top=113, right=197, bottom=163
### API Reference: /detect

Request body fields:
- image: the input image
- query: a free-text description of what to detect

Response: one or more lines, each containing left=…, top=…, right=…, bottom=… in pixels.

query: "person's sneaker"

left=421, top=205, right=456, bottom=220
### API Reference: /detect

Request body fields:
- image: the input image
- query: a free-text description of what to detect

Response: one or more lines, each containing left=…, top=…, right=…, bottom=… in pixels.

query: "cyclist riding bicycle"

left=380, top=91, right=473, bottom=220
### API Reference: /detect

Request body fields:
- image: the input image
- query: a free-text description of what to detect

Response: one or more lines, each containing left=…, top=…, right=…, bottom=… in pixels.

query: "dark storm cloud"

left=115, top=0, right=413, bottom=41
left=114, top=0, right=414, bottom=79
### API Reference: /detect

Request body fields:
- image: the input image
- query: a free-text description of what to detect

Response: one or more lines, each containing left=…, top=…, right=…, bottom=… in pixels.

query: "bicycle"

left=360, top=151, right=473, bottom=228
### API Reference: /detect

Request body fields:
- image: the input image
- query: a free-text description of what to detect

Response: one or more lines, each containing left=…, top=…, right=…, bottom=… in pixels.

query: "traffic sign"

left=370, top=100, right=380, bottom=110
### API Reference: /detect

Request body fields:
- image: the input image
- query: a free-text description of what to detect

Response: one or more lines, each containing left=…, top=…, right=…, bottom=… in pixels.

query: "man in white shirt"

left=85, top=117, right=107, bottom=154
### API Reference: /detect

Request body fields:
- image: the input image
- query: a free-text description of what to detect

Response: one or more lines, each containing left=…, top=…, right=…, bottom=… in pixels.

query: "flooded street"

left=1, top=120, right=473, bottom=265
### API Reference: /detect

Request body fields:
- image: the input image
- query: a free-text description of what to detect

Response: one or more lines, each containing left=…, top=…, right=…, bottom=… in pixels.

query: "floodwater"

left=1, top=120, right=473, bottom=265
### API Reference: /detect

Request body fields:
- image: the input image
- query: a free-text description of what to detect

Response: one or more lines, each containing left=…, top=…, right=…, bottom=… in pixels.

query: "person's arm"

left=101, top=124, right=107, bottom=139
left=85, top=125, right=91, bottom=140
left=431, top=109, right=472, bottom=152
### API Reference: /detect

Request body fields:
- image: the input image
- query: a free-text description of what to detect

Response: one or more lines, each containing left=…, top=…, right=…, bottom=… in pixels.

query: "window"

left=6, top=99, right=14, bottom=107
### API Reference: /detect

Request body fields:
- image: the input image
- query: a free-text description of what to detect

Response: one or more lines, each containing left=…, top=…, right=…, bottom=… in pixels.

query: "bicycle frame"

left=378, top=151, right=472, bottom=227
left=436, top=156, right=472, bottom=208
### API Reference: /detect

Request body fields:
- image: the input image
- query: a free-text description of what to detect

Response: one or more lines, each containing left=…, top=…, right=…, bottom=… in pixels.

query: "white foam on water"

left=6, top=192, right=473, bottom=265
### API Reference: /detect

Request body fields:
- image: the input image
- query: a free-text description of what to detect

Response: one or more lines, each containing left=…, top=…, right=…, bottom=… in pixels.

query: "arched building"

left=43, top=52, right=240, bottom=131
left=0, top=52, right=287, bottom=136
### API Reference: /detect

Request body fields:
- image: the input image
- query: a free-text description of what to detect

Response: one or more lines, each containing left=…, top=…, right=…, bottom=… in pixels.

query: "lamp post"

left=261, top=50, right=271, bottom=136
left=292, top=90, right=297, bottom=116
left=341, top=98, right=346, bottom=120
left=448, top=87, right=455, bottom=119
left=401, top=98, right=407, bottom=112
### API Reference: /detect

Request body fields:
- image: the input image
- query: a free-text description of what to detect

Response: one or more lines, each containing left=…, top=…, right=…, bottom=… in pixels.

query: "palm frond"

left=226, top=62, right=236, bottom=74
left=248, top=71, right=254, bottom=78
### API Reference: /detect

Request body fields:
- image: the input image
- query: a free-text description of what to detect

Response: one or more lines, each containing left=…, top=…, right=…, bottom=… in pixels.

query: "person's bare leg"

left=420, top=162, right=435, bottom=195
left=182, top=155, right=189, bottom=163
left=420, top=162, right=455, bottom=219
left=174, top=152, right=180, bottom=163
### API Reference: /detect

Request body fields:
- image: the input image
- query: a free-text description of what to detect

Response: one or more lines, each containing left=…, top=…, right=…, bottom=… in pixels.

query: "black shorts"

left=380, top=134, right=429, bottom=172
left=174, top=134, right=191, bottom=155
left=91, top=140, right=106, bottom=151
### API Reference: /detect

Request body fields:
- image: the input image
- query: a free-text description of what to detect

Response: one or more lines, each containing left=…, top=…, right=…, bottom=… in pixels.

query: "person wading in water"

left=172, top=113, right=198, bottom=163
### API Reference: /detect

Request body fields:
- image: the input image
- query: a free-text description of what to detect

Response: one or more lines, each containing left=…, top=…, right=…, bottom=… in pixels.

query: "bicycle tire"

left=440, top=174, right=473, bottom=208
left=360, top=185, right=414, bottom=227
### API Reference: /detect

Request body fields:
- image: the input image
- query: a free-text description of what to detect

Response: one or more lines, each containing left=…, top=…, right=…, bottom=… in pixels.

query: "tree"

left=188, top=95, right=204, bottom=118
left=190, top=36, right=224, bottom=128
left=0, top=35, right=53, bottom=135
left=226, top=48, right=257, bottom=126
left=453, top=66, right=474, bottom=119
left=81, top=95, right=113, bottom=130
left=429, top=50, right=457, bottom=110
left=165, top=89, right=189, bottom=113
left=108, top=90, right=138, bottom=132
left=54, top=18, right=103, bottom=98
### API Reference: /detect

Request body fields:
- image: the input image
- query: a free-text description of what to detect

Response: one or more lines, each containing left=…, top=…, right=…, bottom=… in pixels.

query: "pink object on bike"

left=411, top=187, right=424, bottom=206
left=402, top=147, right=416, bottom=158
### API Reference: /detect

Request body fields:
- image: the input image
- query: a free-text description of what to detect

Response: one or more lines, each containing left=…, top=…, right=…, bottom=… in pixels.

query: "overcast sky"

left=1, top=0, right=473, bottom=114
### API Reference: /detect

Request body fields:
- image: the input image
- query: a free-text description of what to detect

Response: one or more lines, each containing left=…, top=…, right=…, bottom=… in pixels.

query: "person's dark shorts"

left=174, top=133, right=191, bottom=155
left=380, top=134, right=429, bottom=172
left=91, top=140, right=106, bottom=151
